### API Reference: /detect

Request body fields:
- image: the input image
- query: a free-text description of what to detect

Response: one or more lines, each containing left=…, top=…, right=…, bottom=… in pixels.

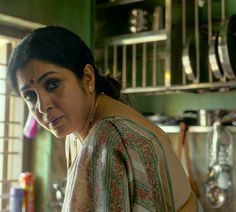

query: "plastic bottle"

left=10, top=187, right=24, bottom=212
left=19, top=172, right=35, bottom=212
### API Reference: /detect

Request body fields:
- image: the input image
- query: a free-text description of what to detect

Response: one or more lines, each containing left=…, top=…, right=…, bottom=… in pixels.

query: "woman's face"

left=16, top=59, right=94, bottom=138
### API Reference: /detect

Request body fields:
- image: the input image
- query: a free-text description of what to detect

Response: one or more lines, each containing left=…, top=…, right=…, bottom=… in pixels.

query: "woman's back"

left=90, top=95, right=199, bottom=211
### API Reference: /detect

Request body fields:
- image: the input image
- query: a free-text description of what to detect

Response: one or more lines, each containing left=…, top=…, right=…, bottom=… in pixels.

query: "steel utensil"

left=205, top=121, right=233, bottom=208
left=217, top=15, right=236, bottom=79
left=182, top=37, right=196, bottom=81
left=206, top=185, right=226, bottom=208
left=209, top=35, right=224, bottom=80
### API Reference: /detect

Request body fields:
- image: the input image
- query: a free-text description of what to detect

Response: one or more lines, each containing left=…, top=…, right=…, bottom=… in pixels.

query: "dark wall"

left=0, top=0, right=93, bottom=46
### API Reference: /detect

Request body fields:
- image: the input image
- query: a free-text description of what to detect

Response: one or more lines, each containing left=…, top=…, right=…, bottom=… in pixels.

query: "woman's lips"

left=48, top=116, right=64, bottom=129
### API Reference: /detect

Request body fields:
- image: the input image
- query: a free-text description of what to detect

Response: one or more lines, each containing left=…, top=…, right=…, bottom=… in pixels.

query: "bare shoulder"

left=98, top=95, right=170, bottom=142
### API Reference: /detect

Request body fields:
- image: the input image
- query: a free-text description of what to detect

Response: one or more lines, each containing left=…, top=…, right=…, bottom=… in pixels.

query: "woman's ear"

left=82, top=64, right=95, bottom=93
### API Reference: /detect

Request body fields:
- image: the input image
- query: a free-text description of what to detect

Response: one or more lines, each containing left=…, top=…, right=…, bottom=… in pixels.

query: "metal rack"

left=95, top=0, right=236, bottom=94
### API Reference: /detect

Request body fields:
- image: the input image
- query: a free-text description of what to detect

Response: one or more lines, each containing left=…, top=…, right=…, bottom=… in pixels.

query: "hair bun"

left=96, top=74, right=121, bottom=100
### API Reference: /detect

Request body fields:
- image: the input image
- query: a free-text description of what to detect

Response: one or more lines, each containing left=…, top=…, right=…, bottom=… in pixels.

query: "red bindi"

left=29, top=79, right=35, bottom=84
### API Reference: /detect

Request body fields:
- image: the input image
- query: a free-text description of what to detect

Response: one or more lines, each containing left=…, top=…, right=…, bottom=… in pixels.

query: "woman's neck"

left=74, top=93, right=104, bottom=143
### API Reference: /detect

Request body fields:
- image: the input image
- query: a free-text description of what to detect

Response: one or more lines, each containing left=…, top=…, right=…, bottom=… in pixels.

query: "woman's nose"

left=36, top=93, right=53, bottom=114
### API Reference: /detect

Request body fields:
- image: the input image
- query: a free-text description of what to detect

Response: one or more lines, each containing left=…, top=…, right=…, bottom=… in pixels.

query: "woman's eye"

left=45, top=79, right=60, bottom=91
left=24, top=91, right=36, bottom=102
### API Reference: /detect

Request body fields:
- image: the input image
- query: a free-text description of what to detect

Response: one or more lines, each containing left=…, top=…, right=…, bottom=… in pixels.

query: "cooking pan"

left=182, top=33, right=208, bottom=82
left=217, top=15, right=236, bottom=79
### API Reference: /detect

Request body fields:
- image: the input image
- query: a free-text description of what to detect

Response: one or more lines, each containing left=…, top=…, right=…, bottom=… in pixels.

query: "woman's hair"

left=7, top=26, right=121, bottom=100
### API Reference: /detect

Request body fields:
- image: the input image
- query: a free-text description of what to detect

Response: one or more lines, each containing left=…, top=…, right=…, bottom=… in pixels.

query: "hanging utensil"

left=206, top=185, right=226, bottom=208
left=205, top=121, right=233, bottom=208
left=205, top=121, right=226, bottom=208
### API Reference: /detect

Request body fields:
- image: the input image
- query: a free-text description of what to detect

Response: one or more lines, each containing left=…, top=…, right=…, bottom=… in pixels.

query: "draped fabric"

left=62, top=117, right=182, bottom=212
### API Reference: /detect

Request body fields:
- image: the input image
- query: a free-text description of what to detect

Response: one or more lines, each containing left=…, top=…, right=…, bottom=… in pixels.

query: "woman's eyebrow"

left=37, top=71, right=58, bottom=83
left=20, top=71, right=58, bottom=92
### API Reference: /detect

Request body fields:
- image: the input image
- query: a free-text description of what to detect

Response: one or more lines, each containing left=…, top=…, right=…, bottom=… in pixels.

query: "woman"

left=7, top=26, right=202, bottom=211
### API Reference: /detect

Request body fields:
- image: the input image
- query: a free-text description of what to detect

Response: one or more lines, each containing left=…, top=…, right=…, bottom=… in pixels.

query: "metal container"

left=198, top=109, right=216, bottom=126
left=183, top=109, right=228, bottom=126
left=129, top=9, right=148, bottom=33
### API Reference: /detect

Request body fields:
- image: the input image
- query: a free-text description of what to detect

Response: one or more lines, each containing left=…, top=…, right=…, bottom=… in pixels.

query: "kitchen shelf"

left=100, top=30, right=167, bottom=46
left=121, top=80, right=236, bottom=94
left=104, top=30, right=167, bottom=45
left=94, top=0, right=236, bottom=94
left=159, top=125, right=236, bottom=134
left=95, top=0, right=171, bottom=88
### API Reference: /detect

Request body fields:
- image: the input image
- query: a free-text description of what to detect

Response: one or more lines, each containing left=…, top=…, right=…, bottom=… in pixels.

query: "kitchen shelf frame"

left=95, top=0, right=235, bottom=94
left=95, top=0, right=172, bottom=90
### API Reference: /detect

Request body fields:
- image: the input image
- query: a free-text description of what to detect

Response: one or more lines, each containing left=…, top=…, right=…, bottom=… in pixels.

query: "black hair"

left=7, top=25, right=121, bottom=100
